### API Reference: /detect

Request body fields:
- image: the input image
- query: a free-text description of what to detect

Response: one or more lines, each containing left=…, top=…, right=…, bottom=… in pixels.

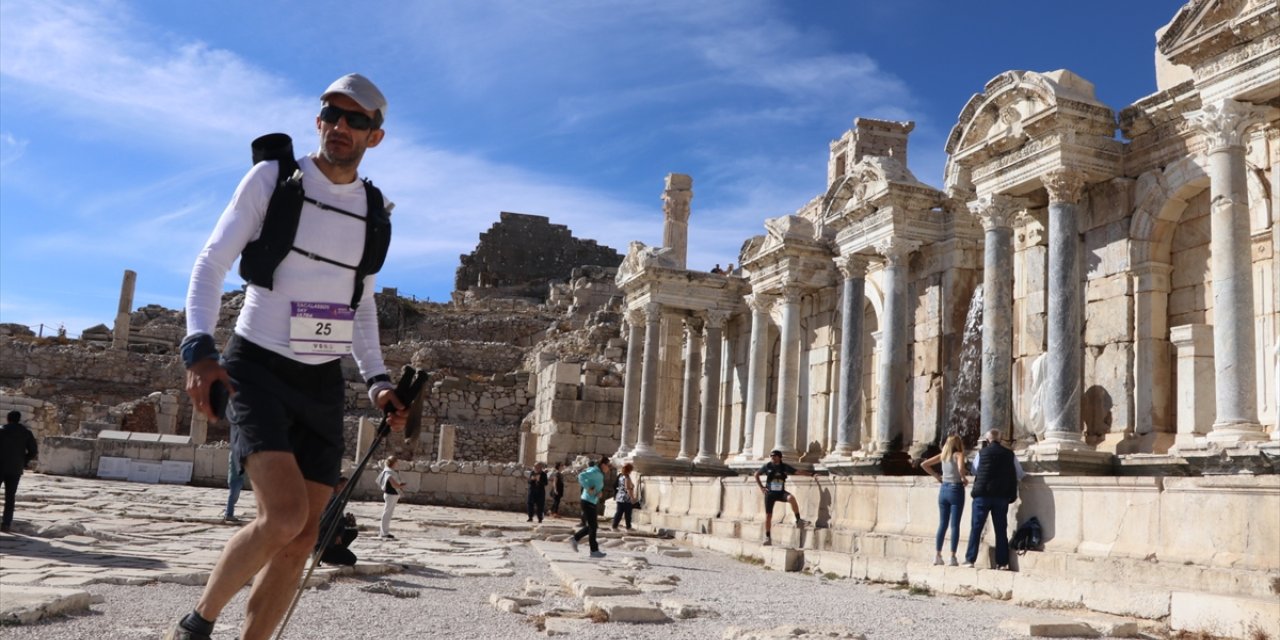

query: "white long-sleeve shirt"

left=185, top=154, right=390, bottom=381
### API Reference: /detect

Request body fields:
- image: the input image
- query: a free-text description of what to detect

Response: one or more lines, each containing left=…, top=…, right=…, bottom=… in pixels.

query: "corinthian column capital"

left=1042, top=168, right=1087, bottom=205
left=967, top=194, right=1022, bottom=231
left=744, top=292, right=776, bottom=314
left=704, top=309, right=731, bottom=330
left=834, top=252, right=870, bottom=280
left=1186, top=99, right=1268, bottom=152
left=626, top=306, right=646, bottom=326
left=874, top=237, right=920, bottom=266
left=684, top=315, right=705, bottom=335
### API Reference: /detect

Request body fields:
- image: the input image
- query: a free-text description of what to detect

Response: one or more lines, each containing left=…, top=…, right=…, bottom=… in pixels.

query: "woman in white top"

left=921, top=435, right=968, bottom=566
left=376, top=456, right=405, bottom=539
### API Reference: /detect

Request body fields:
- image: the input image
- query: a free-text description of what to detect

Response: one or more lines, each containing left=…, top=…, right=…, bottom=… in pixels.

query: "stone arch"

left=1130, top=155, right=1211, bottom=265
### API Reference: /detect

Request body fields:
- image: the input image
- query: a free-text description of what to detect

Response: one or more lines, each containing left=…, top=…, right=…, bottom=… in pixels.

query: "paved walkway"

left=0, top=473, right=1149, bottom=639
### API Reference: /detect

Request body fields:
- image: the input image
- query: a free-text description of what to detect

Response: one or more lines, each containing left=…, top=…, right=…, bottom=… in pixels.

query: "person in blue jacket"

left=568, top=458, right=609, bottom=558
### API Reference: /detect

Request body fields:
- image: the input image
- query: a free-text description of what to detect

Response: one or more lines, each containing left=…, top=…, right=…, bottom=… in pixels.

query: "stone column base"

left=824, top=450, right=915, bottom=475
left=1206, top=423, right=1268, bottom=444
left=1024, top=444, right=1114, bottom=475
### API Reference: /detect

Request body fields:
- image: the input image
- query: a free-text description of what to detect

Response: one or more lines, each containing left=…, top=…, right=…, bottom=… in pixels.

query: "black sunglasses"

left=319, top=104, right=378, bottom=131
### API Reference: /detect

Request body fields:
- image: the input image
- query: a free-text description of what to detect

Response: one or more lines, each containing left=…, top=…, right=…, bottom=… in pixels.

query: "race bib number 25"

left=289, top=301, right=354, bottom=356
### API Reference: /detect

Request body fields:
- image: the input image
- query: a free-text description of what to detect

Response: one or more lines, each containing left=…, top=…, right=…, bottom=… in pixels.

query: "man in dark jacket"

left=963, top=428, right=1024, bottom=569
left=526, top=462, right=548, bottom=523
left=0, top=410, right=39, bottom=532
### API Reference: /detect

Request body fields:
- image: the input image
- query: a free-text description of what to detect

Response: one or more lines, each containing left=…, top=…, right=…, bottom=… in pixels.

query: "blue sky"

left=1, top=0, right=1183, bottom=337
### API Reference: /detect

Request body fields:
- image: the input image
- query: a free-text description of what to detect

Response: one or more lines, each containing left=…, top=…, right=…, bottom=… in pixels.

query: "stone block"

left=582, top=596, right=669, bottom=623
left=1081, top=579, right=1169, bottom=619
left=1084, top=296, right=1132, bottom=345
left=595, top=402, right=622, bottom=425
left=551, top=362, right=581, bottom=386
left=1170, top=592, right=1280, bottom=639
left=998, top=618, right=1100, bottom=638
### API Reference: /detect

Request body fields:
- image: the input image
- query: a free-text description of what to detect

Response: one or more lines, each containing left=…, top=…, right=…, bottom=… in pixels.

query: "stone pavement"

left=1, top=474, right=1153, bottom=638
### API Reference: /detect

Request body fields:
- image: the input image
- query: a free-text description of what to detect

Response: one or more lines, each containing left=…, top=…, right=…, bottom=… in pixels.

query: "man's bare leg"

left=239, top=478, right=329, bottom=639
left=190, top=452, right=319, bottom=630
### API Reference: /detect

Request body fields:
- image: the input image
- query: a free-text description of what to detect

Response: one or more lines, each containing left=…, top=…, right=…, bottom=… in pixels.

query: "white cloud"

left=0, top=132, right=28, bottom=169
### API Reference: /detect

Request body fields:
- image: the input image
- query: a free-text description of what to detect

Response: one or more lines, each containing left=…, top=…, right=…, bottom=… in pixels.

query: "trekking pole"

left=274, top=365, right=429, bottom=640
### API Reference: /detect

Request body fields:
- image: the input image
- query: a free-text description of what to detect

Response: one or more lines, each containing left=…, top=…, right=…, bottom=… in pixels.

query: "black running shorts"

left=223, top=335, right=345, bottom=486
left=764, top=490, right=791, bottom=514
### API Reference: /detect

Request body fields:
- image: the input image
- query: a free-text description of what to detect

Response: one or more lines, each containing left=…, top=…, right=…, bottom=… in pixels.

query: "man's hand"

left=185, top=359, right=234, bottom=420
left=375, top=389, right=409, bottom=432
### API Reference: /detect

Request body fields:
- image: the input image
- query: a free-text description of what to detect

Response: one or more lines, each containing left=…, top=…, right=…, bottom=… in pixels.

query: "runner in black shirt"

left=754, top=449, right=812, bottom=546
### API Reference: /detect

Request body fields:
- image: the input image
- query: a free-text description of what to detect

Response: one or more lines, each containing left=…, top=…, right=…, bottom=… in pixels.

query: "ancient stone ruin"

left=2, top=3, right=1278, bottom=637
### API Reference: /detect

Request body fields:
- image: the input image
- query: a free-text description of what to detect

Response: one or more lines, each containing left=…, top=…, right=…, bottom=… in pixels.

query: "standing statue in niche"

left=1025, top=353, right=1047, bottom=443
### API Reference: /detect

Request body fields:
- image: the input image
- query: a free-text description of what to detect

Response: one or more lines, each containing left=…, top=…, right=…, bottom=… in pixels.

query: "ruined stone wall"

left=0, top=337, right=187, bottom=435
left=450, top=423, right=520, bottom=462
left=455, top=212, right=623, bottom=300
left=532, top=361, right=623, bottom=464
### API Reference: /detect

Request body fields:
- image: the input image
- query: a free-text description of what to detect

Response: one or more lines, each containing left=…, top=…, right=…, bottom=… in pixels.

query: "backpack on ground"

left=240, top=133, right=391, bottom=309
left=1009, top=516, right=1043, bottom=555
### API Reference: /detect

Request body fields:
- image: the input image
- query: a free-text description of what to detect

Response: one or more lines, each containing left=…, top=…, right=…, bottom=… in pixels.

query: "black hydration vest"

left=238, top=133, right=391, bottom=309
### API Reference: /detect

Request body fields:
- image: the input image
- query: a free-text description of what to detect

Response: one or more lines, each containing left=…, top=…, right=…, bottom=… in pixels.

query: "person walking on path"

left=610, top=462, right=636, bottom=531
left=376, top=456, right=405, bottom=539
left=168, top=73, right=408, bottom=640
left=598, top=455, right=617, bottom=524
left=223, top=451, right=245, bottom=522
left=964, top=429, right=1025, bottom=569
left=0, top=410, right=38, bottom=533
left=921, top=434, right=968, bottom=566
left=548, top=462, right=565, bottom=518
left=526, top=462, right=548, bottom=523
left=754, top=450, right=811, bottom=546
left=569, top=458, right=608, bottom=558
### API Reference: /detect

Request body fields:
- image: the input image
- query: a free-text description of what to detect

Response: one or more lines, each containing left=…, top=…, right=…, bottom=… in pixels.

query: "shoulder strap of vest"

left=239, top=134, right=303, bottom=291
left=350, top=178, right=391, bottom=308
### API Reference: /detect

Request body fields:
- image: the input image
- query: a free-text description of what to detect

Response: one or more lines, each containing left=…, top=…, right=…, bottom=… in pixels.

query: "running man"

left=754, top=449, right=812, bottom=546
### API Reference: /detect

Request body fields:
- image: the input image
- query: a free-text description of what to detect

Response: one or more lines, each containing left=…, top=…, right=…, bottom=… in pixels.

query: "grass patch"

left=823, top=572, right=842, bottom=581
left=907, top=583, right=934, bottom=597
left=588, top=609, right=610, bottom=623
left=734, top=554, right=765, bottom=567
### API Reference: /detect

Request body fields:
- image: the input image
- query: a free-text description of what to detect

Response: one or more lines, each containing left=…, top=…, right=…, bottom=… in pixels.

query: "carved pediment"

left=615, top=241, right=681, bottom=285
left=1158, top=0, right=1277, bottom=67
left=943, top=69, right=1118, bottom=195
left=763, top=215, right=817, bottom=250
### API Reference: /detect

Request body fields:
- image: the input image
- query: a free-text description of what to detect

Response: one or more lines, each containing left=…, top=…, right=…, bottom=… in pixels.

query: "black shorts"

left=764, top=490, right=791, bottom=514
left=223, top=335, right=345, bottom=486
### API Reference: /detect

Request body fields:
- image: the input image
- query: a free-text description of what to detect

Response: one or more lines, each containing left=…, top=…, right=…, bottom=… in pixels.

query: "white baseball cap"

left=321, top=73, right=387, bottom=117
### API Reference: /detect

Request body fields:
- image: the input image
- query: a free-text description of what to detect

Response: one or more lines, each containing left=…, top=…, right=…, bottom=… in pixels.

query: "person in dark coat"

left=0, top=410, right=39, bottom=533
left=963, top=428, right=1025, bottom=569
left=526, top=462, right=548, bottom=523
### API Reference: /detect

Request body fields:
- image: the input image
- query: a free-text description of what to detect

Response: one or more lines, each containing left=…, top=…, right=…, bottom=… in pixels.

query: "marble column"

left=632, top=302, right=664, bottom=458
left=969, top=195, right=1021, bottom=437
left=112, top=269, right=137, bottom=350
left=737, top=293, right=774, bottom=460
left=873, top=238, right=917, bottom=453
left=616, top=308, right=645, bottom=456
left=1041, top=169, right=1089, bottom=449
left=677, top=316, right=704, bottom=461
left=1187, top=99, right=1267, bottom=442
left=695, top=311, right=729, bottom=464
left=773, top=286, right=802, bottom=458
left=661, top=174, right=693, bottom=269
left=830, top=253, right=869, bottom=457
